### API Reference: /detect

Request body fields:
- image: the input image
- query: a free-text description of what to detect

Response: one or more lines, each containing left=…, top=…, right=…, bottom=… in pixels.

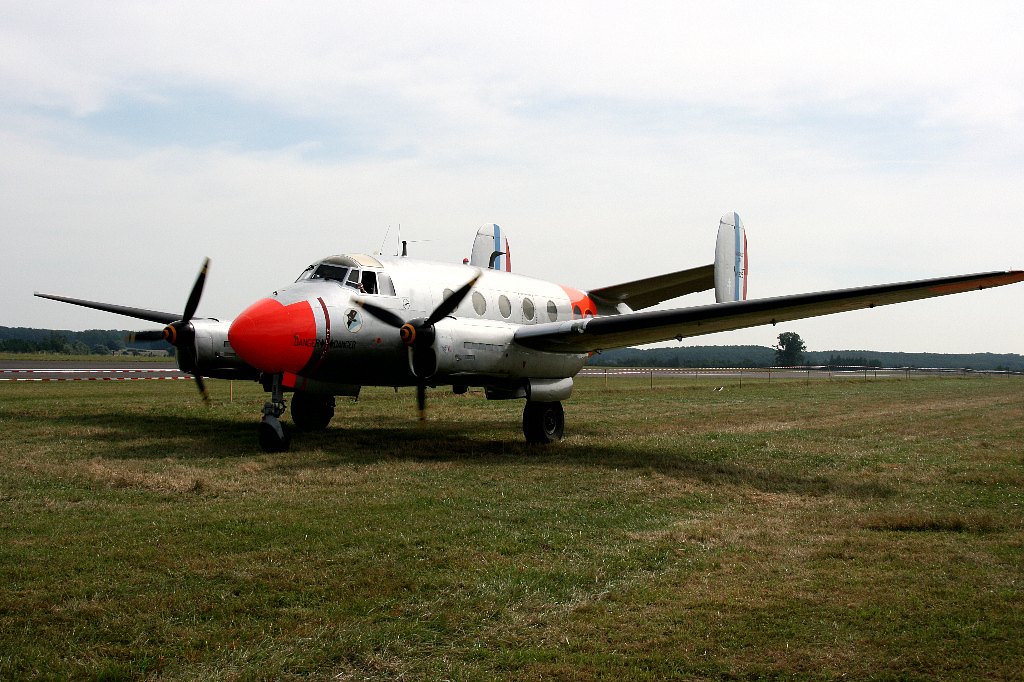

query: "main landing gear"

left=291, top=391, right=336, bottom=431
left=522, top=400, right=564, bottom=444
left=256, top=377, right=565, bottom=451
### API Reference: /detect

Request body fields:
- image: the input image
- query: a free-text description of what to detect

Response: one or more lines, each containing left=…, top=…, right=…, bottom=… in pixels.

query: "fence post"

left=604, top=367, right=608, bottom=388
left=650, top=369, right=654, bottom=390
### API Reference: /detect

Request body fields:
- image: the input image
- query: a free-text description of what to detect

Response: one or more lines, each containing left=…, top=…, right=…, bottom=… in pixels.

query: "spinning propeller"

left=124, top=259, right=212, bottom=403
left=356, top=272, right=481, bottom=424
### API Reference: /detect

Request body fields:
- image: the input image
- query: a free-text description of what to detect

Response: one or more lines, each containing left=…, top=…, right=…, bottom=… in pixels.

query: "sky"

left=2, top=1, right=1023, bottom=353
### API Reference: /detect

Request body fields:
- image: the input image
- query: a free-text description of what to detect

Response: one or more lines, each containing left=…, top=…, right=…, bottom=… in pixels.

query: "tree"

left=774, top=332, right=806, bottom=366
left=0, top=338, right=37, bottom=353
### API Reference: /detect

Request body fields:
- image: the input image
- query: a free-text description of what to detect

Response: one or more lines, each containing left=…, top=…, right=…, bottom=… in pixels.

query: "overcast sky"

left=3, top=1, right=1023, bottom=353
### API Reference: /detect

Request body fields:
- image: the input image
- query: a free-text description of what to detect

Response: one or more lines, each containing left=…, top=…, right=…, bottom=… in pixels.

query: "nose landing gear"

left=258, top=373, right=291, bottom=453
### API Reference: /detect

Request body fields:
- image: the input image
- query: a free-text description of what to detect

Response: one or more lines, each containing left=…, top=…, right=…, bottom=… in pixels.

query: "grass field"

left=1, top=375, right=1022, bottom=681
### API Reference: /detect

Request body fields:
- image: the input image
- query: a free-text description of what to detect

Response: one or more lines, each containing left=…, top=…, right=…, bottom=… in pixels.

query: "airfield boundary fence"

left=577, top=365, right=1023, bottom=388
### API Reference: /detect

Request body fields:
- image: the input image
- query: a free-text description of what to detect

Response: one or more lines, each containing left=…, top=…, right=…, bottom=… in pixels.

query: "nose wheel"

left=258, top=373, right=291, bottom=453
left=523, top=400, right=564, bottom=444
left=258, top=414, right=291, bottom=453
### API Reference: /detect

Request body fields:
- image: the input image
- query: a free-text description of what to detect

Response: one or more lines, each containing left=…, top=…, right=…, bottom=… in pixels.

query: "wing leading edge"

left=34, top=292, right=180, bottom=325
left=515, top=271, right=1024, bottom=354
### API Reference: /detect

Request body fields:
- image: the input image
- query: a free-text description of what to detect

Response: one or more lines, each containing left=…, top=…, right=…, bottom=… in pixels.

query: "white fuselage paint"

left=263, top=254, right=590, bottom=388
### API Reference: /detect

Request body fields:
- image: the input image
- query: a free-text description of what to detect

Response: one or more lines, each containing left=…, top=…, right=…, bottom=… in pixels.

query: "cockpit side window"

left=361, top=270, right=378, bottom=295
left=377, top=273, right=396, bottom=296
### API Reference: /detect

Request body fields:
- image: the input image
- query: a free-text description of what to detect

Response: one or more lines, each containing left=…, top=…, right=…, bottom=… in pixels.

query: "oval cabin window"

left=522, top=297, right=535, bottom=321
left=472, top=291, right=487, bottom=316
left=498, top=295, right=512, bottom=318
left=546, top=300, right=558, bottom=321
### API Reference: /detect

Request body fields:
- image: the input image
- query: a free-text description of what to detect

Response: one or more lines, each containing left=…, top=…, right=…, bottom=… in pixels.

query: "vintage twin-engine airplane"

left=36, top=216, right=1024, bottom=453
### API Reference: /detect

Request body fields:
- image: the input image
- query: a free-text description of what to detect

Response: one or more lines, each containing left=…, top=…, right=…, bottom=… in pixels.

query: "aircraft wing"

left=588, top=264, right=714, bottom=311
left=515, top=271, right=1024, bottom=354
left=34, top=292, right=180, bottom=325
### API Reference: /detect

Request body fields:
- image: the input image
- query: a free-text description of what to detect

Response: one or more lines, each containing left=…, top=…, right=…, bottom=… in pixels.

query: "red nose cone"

left=229, top=298, right=316, bottom=374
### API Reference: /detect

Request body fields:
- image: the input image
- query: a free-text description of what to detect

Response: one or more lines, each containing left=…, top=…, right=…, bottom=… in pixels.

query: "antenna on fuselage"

left=376, top=225, right=392, bottom=255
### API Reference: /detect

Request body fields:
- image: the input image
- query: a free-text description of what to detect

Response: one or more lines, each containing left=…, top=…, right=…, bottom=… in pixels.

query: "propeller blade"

left=182, top=258, right=210, bottom=323
left=126, top=330, right=168, bottom=342
left=425, top=272, right=480, bottom=326
left=416, top=384, right=426, bottom=426
left=194, top=373, right=211, bottom=405
left=356, top=298, right=406, bottom=328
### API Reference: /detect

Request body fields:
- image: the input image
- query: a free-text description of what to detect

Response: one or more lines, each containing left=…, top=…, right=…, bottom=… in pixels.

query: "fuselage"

left=226, top=254, right=598, bottom=389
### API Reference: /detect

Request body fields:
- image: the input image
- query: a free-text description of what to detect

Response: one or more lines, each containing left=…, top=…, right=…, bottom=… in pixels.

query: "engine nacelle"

left=428, top=318, right=588, bottom=383
left=430, top=318, right=516, bottom=378
left=183, top=319, right=260, bottom=380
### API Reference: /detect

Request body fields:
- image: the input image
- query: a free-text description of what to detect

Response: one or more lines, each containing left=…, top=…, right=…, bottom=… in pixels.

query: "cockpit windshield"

left=295, top=257, right=395, bottom=296
left=312, top=264, right=350, bottom=281
left=295, top=263, right=350, bottom=283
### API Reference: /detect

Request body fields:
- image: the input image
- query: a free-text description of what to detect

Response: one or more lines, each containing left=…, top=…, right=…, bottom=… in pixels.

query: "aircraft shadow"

left=13, top=409, right=893, bottom=499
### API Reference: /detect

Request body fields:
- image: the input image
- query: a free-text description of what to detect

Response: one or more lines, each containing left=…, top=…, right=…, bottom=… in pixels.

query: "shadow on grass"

left=8, top=408, right=894, bottom=499
left=7, top=410, right=258, bottom=459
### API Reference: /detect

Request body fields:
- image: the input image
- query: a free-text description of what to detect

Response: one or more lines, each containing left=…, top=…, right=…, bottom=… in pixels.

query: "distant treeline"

left=586, top=345, right=1024, bottom=372
left=0, top=326, right=172, bottom=356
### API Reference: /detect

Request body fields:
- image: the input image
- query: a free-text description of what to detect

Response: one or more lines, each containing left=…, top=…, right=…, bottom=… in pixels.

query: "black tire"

left=523, top=400, right=564, bottom=444
left=291, top=391, right=336, bottom=431
left=258, top=418, right=291, bottom=453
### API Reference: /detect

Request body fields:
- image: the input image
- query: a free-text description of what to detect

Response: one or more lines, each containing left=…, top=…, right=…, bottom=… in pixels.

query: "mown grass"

left=1, top=375, right=1023, bottom=680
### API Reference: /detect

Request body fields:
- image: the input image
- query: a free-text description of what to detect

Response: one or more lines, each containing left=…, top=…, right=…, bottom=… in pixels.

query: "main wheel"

left=258, top=416, right=291, bottom=453
left=522, top=400, right=564, bottom=444
left=291, top=391, right=336, bottom=431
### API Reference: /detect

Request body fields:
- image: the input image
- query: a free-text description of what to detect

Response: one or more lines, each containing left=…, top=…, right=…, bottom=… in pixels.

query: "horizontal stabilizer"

left=588, top=264, right=715, bottom=311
